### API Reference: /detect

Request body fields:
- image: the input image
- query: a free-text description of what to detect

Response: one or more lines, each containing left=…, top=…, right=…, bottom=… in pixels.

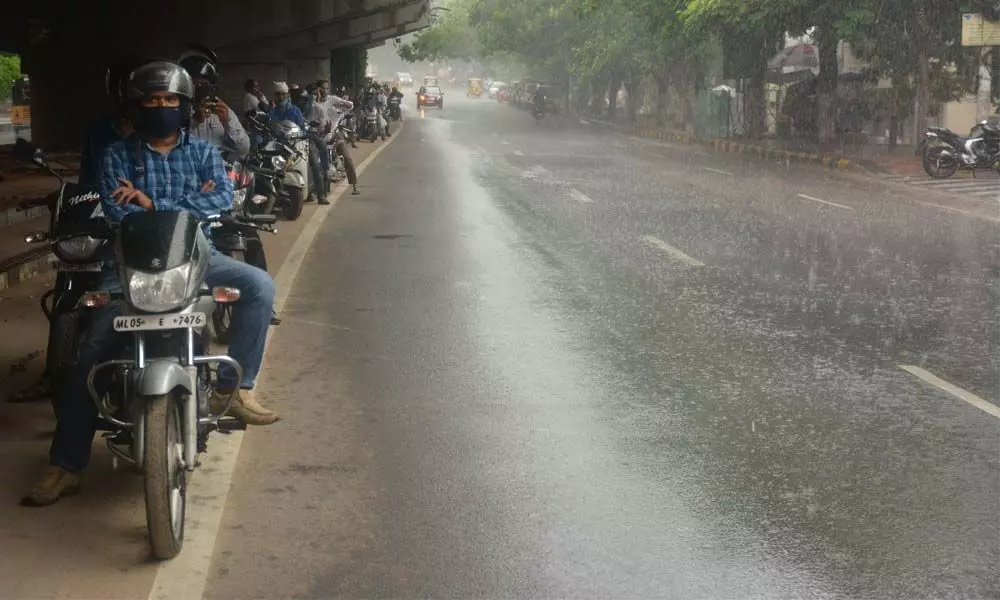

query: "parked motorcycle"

left=918, top=119, right=1000, bottom=179
left=90, top=208, right=255, bottom=559
left=13, top=139, right=110, bottom=399
left=387, top=97, right=402, bottom=122
left=325, top=115, right=359, bottom=185
left=361, top=104, right=385, bottom=143
left=210, top=161, right=277, bottom=344
left=245, top=112, right=309, bottom=220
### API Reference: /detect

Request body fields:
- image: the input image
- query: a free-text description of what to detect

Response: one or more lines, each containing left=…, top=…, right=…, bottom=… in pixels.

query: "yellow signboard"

left=962, top=13, right=1000, bottom=46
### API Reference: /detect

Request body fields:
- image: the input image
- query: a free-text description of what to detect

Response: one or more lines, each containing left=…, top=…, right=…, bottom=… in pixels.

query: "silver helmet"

left=124, top=61, right=195, bottom=102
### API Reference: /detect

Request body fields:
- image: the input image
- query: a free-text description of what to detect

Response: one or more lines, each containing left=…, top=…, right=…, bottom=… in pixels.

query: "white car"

left=488, top=81, right=507, bottom=98
left=398, top=72, right=414, bottom=86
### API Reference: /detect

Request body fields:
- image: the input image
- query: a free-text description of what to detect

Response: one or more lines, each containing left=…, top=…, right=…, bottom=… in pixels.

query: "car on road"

left=488, top=81, right=507, bottom=99
left=418, top=85, right=444, bottom=109
left=398, top=72, right=413, bottom=87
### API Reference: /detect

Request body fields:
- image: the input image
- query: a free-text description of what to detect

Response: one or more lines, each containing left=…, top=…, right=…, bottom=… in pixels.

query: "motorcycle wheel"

left=143, top=391, right=186, bottom=560
left=46, top=309, right=84, bottom=401
left=922, top=146, right=959, bottom=179
left=283, top=187, right=306, bottom=221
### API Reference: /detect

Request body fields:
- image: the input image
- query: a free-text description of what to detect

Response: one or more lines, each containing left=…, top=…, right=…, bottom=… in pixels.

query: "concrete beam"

left=220, top=0, right=429, bottom=64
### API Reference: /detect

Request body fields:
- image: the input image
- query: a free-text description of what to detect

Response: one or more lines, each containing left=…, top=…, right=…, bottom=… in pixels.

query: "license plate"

left=114, top=312, right=207, bottom=332
left=54, top=261, right=103, bottom=272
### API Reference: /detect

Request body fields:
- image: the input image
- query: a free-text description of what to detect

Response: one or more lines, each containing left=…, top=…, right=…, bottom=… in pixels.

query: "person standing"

left=243, top=78, right=267, bottom=114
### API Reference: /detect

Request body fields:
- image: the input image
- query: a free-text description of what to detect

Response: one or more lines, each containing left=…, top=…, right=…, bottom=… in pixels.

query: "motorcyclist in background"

left=320, top=84, right=361, bottom=196
left=303, top=83, right=330, bottom=203
left=533, top=86, right=547, bottom=118
left=179, top=46, right=250, bottom=160
left=78, top=58, right=140, bottom=187
left=12, top=57, right=140, bottom=404
left=269, top=82, right=305, bottom=127
left=388, top=86, right=404, bottom=122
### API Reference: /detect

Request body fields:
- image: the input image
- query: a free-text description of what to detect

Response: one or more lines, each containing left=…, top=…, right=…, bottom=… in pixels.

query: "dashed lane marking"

left=796, top=193, right=854, bottom=210
left=899, top=365, right=1000, bottom=420
left=639, top=235, right=706, bottom=267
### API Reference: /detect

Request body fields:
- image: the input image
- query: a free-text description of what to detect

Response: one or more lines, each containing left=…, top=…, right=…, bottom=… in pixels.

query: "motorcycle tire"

left=144, top=391, right=187, bottom=560
left=46, top=309, right=85, bottom=402
left=283, top=187, right=306, bottom=221
left=922, top=146, right=959, bottom=179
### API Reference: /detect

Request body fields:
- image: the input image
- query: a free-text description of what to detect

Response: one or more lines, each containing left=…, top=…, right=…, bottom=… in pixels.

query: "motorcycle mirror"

left=13, top=138, right=45, bottom=167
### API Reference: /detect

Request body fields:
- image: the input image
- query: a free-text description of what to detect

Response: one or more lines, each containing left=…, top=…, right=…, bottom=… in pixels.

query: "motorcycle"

left=323, top=115, right=359, bottom=187
left=918, top=119, right=1000, bottom=179
left=210, top=160, right=277, bottom=344
left=387, top=97, right=402, bottom=122
left=13, top=139, right=110, bottom=399
left=245, top=112, right=309, bottom=220
left=89, top=208, right=258, bottom=559
left=361, top=104, right=385, bottom=143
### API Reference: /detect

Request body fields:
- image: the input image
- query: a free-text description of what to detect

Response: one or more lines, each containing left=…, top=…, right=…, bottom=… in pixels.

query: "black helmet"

left=124, top=61, right=195, bottom=101
left=178, top=52, right=219, bottom=85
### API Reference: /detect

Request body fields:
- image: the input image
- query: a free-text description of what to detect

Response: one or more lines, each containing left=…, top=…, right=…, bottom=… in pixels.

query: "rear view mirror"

left=13, top=138, right=45, bottom=167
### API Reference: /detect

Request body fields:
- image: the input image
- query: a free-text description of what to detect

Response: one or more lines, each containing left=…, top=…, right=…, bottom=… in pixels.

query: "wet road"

left=207, top=95, right=1000, bottom=599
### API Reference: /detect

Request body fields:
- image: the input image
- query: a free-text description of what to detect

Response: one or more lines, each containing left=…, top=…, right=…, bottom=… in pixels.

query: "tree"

left=0, top=53, right=21, bottom=103
left=397, top=5, right=481, bottom=64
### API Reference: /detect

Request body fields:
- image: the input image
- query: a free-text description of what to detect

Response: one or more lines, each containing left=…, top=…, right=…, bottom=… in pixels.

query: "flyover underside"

left=5, top=0, right=430, bottom=148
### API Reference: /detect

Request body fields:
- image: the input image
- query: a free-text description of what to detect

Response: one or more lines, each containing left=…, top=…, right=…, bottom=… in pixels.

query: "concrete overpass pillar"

left=21, top=5, right=113, bottom=150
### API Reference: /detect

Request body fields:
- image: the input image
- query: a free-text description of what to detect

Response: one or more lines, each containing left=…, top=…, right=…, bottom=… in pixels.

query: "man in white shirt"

left=243, top=79, right=267, bottom=114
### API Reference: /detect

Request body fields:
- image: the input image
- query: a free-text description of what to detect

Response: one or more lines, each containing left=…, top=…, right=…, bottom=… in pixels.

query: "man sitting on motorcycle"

left=269, top=81, right=305, bottom=128
left=303, top=83, right=331, bottom=203
left=179, top=47, right=250, bottom=160
left=21, top=61, right=280, bottom=508
left=388, top=86, right=404, bottom=121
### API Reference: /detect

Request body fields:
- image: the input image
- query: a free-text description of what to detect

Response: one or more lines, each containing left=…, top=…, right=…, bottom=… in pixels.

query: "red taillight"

left=239, top=171, right=252, bottom=187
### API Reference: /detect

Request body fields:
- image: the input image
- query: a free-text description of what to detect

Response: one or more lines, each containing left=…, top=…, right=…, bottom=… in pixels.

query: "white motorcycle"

left=267, top=119, right=310, bottom=220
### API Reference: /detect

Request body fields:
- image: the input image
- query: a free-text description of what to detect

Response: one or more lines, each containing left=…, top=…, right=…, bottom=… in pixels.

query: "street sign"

left=962, top=13, right=1000, bottom=46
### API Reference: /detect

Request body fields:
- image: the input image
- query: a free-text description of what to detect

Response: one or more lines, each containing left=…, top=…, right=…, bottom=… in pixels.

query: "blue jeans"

left=49, top=252, right=274, bottom=472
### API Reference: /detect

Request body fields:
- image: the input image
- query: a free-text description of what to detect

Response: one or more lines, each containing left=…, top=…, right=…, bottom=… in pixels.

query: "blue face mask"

left=136, top=106, right=184, bottom=139
left=279, top=98, right=291, bottom=108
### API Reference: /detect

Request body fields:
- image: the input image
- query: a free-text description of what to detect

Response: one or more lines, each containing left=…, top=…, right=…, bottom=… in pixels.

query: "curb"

left=0, top=247, right=53, bottom=294
left=0, top=205, right=49, bottom=229
left=631, top=127, right=856, bottom=173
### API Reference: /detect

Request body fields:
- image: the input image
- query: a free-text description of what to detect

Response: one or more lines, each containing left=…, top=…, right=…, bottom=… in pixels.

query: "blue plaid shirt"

left=97, top=133, right=233, bottom=287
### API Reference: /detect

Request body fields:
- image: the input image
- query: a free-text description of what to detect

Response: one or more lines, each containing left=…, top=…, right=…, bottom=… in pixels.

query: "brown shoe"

left=210, top=389, right=280, bottom=426
left=21, top=466, right=81, bottom=507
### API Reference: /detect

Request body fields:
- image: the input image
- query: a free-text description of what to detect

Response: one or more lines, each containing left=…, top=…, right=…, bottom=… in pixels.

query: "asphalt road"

left=203, top=95, right=1000, bottom=599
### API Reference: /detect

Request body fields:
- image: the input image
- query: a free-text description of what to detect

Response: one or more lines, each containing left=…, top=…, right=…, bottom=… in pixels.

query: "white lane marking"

left=501, top=140, right=510, bottom=145
left=514, top=149, right=524, bottom=156
left=796, top=193, right=854, bottom=210
left=899, top=365, right=1000, bottom=420
left=639, top=235, right=706, bottom=267
left=914, top=200, right=1000, bottom=223
left=148, top=124, right=405, bottom=600
left=569, top=188, right=594, bottom=204
left=703, top=167, right=733, bottom=176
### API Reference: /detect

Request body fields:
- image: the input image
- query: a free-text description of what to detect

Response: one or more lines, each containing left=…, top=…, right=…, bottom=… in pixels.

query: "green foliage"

left=0, top=53, right=22, bottom=103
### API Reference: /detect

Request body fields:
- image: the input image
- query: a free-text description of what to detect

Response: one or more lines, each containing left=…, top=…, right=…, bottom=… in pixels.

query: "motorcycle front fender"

left=138, top=358, right=193, bottom=397
left=283, top=171, right=307, bottom=189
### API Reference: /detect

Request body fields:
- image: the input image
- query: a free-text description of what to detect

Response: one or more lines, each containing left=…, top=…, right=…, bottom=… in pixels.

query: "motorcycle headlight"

left=56, top=236, right=104, bottom=262
left=126, top=264, right=192, bottom=313
left=271, top=155, right=287, bottom=171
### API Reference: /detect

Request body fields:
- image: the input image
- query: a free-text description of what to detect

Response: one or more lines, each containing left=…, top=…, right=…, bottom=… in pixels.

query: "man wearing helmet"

left=179, top=47, right=250, bottom=159
left=78, top=57, right=140, bottom=187
left=21, top=60, right=279, bottom=508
